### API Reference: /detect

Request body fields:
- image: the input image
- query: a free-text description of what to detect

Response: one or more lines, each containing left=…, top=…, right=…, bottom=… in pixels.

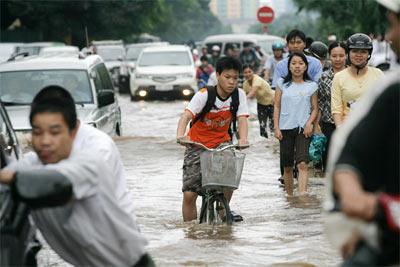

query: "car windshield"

left=16, top=46, right=41, bottom=56
left=0, top=70, right=93, bottom=105
left=139, top=51, right=191, bottom=66
left=96, top=46, right=124, bottom=61
left=126, top=47, right=145, bottom=61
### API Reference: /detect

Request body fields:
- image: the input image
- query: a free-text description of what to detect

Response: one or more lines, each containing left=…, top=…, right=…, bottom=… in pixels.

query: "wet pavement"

left=38, top=95, right=341, bottom=266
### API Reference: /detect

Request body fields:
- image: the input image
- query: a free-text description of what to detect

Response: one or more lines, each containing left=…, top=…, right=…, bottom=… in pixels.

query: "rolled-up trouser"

left=279, top=127, right=311, bottom=167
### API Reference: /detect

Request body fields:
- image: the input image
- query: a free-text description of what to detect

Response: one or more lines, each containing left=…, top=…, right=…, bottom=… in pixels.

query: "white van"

left=203, top=34, right=285, bottom=56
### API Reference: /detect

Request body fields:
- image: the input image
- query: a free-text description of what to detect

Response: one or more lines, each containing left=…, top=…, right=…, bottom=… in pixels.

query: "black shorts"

left=279, top=127, right=310, bottom=167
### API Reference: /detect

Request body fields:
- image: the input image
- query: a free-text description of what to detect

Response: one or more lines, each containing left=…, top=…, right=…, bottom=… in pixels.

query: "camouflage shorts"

left=182, top=145, right=203, bottom=194
left=182, top=142, right=231, bottom=194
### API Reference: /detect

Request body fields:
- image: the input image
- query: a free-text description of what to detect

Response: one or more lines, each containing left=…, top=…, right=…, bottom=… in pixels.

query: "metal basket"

left=200, top=149, right=245, bottom=190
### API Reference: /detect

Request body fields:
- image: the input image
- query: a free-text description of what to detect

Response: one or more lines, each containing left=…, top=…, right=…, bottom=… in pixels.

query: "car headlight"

left=136, top=74, right=151, bottom=79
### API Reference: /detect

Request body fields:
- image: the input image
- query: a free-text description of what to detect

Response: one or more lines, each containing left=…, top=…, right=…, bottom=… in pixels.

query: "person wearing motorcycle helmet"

left=346, top=33, right=374, bottom=73
left=307, top=41, right=329, bottom=70
left=331, top=33, right=383, bottom=126
left=263, top=42, right=286, bottom=83
left=326, top=1, right=399, bottom=266
left=210, top=45, right=221, bottom=67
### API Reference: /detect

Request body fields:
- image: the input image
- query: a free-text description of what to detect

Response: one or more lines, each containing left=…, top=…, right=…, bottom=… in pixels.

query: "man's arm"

left=237, top=116, right=248, bottom=146
left=176, top=110, right=193, bottom=140
left=334, top=168, right=378, bottom=221
left=0, top=169, right=73, bottom=208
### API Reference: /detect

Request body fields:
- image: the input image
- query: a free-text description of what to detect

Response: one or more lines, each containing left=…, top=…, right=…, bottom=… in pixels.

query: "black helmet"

left=346, top=33, right=373, bottom=53
left=308, top=41, right=328, bottom=60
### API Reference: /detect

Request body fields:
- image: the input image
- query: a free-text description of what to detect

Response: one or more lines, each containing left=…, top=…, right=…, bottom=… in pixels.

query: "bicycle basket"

left=200, top=149, right=245, bottom=190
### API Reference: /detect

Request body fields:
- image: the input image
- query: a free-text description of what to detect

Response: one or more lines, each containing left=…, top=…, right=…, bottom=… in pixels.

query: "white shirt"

left=7, top=152, right=148, bottom=266
left=207, top=71, right=218, bottom=87
left=72, top=123, right=137, bottom=220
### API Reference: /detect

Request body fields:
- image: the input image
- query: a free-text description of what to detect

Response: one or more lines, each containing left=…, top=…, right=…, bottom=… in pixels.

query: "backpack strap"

left=191, top=86, right=216, bottom=127
left=230, top=88, right=239, bottom=134
left=191, top=86, right=240, bottom=138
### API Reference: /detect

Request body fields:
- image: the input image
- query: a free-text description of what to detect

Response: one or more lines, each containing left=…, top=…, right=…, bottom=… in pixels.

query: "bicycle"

left=178, top=139, right=248, bottom=226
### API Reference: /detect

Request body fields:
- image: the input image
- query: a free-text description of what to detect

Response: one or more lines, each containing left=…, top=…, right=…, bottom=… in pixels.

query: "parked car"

left=92, top=40, right=127, bottom=90
left=203, top=33, right=285, bottom=56
left=14, top=42, right=65, bottom=56
left=0, top=42, right=22, bottom=63
left=0, top=54, right=122, bottom=146
left=130, top=45, right=197, bottom=101
left=121, top=42, right=170, bottom=94
left=0, top=101, right=40, bottom=266
left=39, top=45, right=80, bottom=57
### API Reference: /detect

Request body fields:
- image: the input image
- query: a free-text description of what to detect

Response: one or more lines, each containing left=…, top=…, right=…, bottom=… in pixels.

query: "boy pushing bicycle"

left=176, top=57, right=249, bottom=222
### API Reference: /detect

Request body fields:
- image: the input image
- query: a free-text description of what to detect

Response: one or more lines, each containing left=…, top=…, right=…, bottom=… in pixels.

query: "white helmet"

left=376, top=0, right=400, bottom=13
left=212, top=45, right=220, bottom=52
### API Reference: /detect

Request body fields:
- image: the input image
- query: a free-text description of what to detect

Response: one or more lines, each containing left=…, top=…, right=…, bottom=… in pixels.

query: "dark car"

left=0, top=102, right=40, bottom=266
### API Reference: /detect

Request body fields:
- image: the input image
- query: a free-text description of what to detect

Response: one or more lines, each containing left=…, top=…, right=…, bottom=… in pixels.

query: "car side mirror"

left=97, top=90, right=115, bottom=107
left=90, top=70, right=97, bottom=79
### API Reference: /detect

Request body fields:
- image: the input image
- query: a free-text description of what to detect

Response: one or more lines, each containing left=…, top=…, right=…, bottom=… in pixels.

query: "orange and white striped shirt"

left=186, top=88, right=249, bottom=148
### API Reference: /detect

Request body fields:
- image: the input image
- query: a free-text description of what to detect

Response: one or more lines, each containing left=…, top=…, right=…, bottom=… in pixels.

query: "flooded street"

left=38, top=94, right=341, bottom=266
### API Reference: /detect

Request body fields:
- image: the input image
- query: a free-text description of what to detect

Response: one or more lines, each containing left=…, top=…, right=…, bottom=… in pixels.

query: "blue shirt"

left=272, top=55, right=322, bottom=88
left=277, top=78, right=318, bottom=130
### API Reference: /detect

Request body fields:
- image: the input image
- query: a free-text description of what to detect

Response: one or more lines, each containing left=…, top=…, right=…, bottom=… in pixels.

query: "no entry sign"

left=257, top=6, right=275, bottom=24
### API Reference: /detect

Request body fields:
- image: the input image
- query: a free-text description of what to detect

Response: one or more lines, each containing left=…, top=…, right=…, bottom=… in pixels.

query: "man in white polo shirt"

left=0, top=86, right=153, bottom=266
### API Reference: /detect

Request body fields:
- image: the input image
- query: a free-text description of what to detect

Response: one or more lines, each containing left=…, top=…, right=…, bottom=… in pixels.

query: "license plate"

left=156, top=84, right=173, bottom=91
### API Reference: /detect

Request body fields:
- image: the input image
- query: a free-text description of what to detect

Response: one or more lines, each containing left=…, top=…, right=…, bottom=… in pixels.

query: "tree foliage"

left=248, top=11, right=320, bottom=40
left=1, top=0, right=229, bottom=46
left=292, top=0, right=387, bottom=40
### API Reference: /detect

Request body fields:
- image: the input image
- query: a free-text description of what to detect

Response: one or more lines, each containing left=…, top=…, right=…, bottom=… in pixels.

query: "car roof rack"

left=7, top=52, right=30, bottom=62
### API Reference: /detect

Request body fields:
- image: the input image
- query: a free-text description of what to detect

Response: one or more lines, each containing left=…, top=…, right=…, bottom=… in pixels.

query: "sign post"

left=257, top=6, right=275, bottom=33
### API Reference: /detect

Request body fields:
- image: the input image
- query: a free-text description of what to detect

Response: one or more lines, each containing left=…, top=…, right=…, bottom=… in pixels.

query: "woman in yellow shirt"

left=243, top=64, right=275, bottom=138
left=331, top=33, right=383, bottom=126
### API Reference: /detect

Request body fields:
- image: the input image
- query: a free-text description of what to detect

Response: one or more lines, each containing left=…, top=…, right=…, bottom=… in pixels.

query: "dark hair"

left=242, top=64, right=253, bottom=71
left=200, top=55, right=209, bottom=62
left=283, top=52, right=311, bottom=85
left=29, top=85, right=77, bottom=131
left=328, top=41, right=347, bottom=55
left=305, top=37, right=314, bottom=49
left=286, top=29, right=306, bottom=43
left=216, top=56, right=242, bottom=75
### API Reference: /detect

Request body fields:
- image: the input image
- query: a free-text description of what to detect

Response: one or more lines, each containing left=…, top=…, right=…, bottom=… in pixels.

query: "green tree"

left=1, top=0, right=229, bottom=46
left=153, top=0, right=231, bottom=43
left=292, top=0, right=387, bottom=40
left=248, top=11, right=320, bottom=39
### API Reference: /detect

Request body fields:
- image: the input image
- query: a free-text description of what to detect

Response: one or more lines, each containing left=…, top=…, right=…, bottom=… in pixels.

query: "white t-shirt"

left=6, top=152, right=148, bottom=266
left=72, top=123, right=137, bottom=221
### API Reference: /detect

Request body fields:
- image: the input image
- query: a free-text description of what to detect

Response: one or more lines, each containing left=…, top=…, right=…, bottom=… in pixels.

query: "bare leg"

left=297, top=162, right=309, bottom=194
left=182, top=191, right=198, bottom=222
left=283, top=167, right=294, bottom=196
left=224, top=190, right=233, bottom=203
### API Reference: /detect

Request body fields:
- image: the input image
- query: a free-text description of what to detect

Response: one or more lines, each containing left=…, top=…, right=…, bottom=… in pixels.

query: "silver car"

left=0, top=54, right=122, bottom=146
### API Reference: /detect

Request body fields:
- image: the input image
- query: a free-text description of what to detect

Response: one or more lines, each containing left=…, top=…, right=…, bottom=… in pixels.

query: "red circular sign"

left=257, top=6, right=275, bottom=24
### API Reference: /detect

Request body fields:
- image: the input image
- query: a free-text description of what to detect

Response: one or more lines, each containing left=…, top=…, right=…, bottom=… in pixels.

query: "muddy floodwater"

left=37, top=95, right=341, bottom=266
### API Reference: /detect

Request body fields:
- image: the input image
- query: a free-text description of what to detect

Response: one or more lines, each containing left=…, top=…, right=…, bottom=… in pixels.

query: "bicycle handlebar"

left=177, top=138, right=249, bottom=152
